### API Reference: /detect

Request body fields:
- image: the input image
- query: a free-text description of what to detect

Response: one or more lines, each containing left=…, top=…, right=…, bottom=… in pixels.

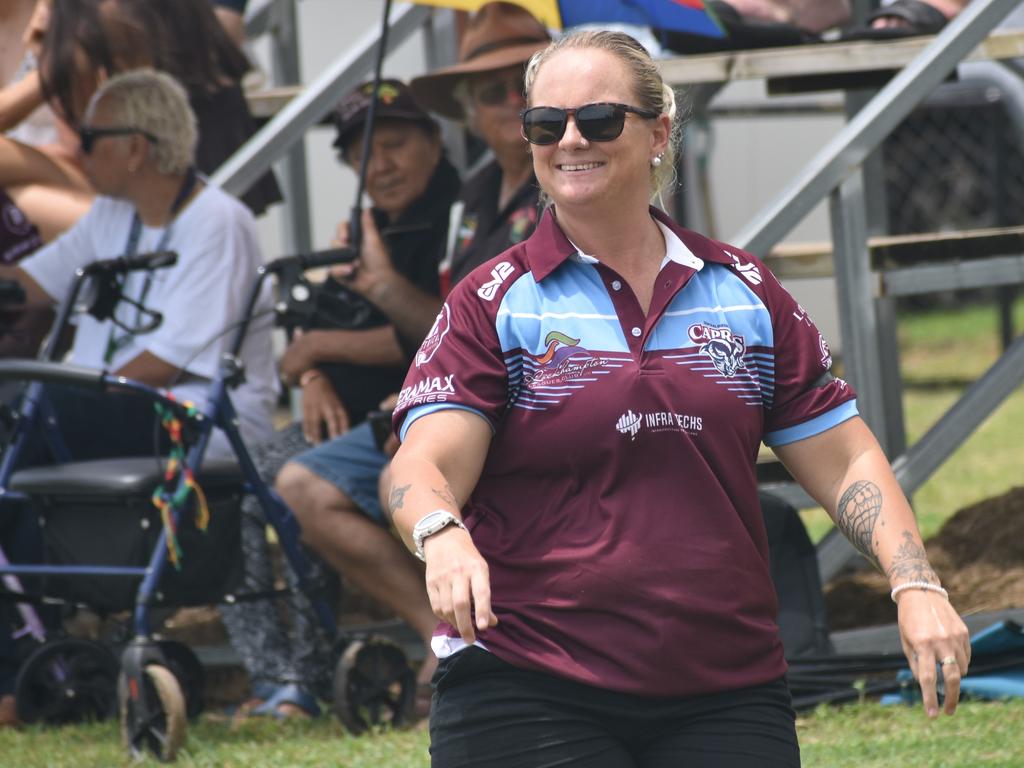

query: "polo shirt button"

left=631, top=327, right=642, bottom=337
left=611, top=280, right=622, bottom=291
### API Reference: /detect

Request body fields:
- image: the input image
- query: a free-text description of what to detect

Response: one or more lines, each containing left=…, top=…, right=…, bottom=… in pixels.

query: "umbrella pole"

left=349, top=0, right=395, bottom=254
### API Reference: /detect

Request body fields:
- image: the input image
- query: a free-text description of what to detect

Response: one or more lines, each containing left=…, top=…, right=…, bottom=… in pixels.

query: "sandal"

left=658, top=1, right=817, bottom=55
left=841, top=0, right=949, bottom=41
left=250, top=683, right=321, bottom=720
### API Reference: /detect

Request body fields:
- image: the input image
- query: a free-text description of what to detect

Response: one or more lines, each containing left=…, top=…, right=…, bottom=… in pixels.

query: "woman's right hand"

left=301, top=374, right=349, bottom=444
left=423, top=527, right=498, bottom=644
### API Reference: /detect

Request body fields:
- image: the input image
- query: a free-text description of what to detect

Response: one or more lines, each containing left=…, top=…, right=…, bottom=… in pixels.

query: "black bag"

left=760, top=491, right=834, bottom=658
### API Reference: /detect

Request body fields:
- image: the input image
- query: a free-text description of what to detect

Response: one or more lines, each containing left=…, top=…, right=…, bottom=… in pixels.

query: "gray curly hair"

left=88, top=69, right=198, bottom=175
left=524, top=30, right=685, bottom=200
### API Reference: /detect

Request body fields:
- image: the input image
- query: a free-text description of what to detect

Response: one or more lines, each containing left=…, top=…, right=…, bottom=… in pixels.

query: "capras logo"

left=477, top=261, right=516, bottom=301
left=397, top=375, right=456, bottom=409
left=689, top=323, right=746, bottom=378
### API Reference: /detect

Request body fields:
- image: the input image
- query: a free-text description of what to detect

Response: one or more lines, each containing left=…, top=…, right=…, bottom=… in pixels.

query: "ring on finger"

left=939, top=655, right=958, bottom=667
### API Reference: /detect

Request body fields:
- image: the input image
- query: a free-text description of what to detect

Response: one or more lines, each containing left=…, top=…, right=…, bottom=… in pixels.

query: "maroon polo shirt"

left=395, top=207, right=858, bottom=697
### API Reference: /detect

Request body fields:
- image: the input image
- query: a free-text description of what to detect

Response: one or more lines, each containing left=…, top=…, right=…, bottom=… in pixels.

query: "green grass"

left=3, top=699, right=1024, bottom=767
left=800, top=296, right=1024, bottom=543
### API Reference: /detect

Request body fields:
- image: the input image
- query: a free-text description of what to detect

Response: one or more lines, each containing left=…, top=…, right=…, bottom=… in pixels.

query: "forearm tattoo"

left=432, top=483, right=459, bottom=508
left=886, top=530, right=939, bottom=584
left=836, top=480, right=883, bottom=569
left=388, top=483, right=411, bottom=515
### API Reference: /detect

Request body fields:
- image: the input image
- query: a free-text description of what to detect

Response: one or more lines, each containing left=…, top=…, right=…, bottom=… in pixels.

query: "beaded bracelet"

left=890, top=581, right=949, bottom=603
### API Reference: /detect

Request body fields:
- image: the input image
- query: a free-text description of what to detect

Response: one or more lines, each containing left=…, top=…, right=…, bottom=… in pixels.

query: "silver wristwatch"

left=412, top=510, right=467, bottom=561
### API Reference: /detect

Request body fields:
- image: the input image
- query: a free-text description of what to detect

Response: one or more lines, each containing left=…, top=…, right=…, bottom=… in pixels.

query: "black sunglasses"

left=470, top=75, right=524, bottom=107
left=78, top=126, right=159, bottom=155
left=521, top=102, right=660, bottom=146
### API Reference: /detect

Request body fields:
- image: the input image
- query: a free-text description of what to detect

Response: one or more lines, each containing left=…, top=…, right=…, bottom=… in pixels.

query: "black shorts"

left=429, top=646, right=800, bottom=768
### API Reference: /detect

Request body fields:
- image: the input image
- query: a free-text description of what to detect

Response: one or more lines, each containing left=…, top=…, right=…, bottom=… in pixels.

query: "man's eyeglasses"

left=520, top=102, right=659, bottom=146
left=469, top=75, right=524, bottom=107
left=78, top=126, right=159, bottom=155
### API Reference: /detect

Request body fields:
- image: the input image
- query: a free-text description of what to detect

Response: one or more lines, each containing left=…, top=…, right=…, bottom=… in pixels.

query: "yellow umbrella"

left=409, top=1, right=562, bottom=29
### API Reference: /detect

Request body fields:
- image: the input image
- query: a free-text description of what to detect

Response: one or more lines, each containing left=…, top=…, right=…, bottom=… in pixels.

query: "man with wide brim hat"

left=411, top=2, right=549, bottom=288
left=410, top=2, right=550, bottom=120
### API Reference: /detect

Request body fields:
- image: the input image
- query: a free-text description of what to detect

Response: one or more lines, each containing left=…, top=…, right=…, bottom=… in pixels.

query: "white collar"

left=567, top=218, right=704, bottom=272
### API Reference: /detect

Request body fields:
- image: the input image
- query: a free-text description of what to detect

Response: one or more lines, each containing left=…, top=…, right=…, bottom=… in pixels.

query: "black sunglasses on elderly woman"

left=520, top=102, right=660, bottom=146
left=78, top=126, right=159, bottom=155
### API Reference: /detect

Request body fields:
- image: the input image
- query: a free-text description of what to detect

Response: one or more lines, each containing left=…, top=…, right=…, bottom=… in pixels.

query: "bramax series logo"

left=523, top=331, right=601, bottom=388
left=616, top=409, right=703, bottom=440
left=397, top=374, right=456, bottom=410
left=416, top=303, right=451, bottom=368
left=689, top=323, right=746, bottom=378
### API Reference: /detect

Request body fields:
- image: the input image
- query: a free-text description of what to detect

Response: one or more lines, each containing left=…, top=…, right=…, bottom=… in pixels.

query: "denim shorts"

left=289, top=421, right=388, bottom=525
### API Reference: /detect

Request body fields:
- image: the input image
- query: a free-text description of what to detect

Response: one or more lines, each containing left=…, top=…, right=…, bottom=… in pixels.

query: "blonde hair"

left=524, top=30, right=684, bottom=200
left=89, top=68, right=198, bottom=175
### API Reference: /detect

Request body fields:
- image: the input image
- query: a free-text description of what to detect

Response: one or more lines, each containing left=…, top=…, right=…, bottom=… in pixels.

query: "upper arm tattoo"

left=836, top=479, right=883, bottom=569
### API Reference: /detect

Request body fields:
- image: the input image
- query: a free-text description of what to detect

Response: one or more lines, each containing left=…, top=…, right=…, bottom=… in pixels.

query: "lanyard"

left=104, top=167, right=199, bottom=364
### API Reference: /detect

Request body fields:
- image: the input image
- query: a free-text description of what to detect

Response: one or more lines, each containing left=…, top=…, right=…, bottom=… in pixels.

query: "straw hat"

left=410, top=2, right=550, bottom=120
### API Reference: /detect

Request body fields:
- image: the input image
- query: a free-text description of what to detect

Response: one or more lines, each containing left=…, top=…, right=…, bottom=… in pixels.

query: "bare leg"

left=8, top=183, right=92, bottom=241
left=725, top=0, right=968, bottom=34
left=276, top=463, right=439, bottom=683
left=726, top=0, right=851, bottom=31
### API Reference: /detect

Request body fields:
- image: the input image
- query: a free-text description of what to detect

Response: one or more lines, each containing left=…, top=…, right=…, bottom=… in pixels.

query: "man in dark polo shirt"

left=409, top=2, right=548, bottom=291
left=219, top=78, right=460, bottom=718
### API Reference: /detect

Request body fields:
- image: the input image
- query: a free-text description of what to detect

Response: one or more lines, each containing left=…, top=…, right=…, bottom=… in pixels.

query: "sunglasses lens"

left=522, top=108, right=565, bottom=145
left=576, top=104, right=626, bottom=142
left=476, top=82, right=507, bottom=106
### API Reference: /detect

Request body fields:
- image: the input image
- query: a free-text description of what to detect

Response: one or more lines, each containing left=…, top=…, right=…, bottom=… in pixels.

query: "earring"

left=651, top=154, right=663, bottom=168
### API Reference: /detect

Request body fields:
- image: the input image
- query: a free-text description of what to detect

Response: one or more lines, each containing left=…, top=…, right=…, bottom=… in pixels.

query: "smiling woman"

left=384, top=28, right=972, bottom=768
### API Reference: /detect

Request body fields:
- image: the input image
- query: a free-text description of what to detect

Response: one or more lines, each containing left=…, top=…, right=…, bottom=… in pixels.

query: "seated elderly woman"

left=0, top=67, right=276, bottom=726
left=0, top=67, right=277, bottom=460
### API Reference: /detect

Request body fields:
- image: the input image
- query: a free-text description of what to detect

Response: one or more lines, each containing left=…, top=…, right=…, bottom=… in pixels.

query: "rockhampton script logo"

left=522, top=331, right=601, bottom=388
left=416, top=303, right=451, bottom=368
left=477, top=261, right=515, bottom=301
left=397, top=374, right=456, bottom=410
left=689, top=324, right=746, bottom=377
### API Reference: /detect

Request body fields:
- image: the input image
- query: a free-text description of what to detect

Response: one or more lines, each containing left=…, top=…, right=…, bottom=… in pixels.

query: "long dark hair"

left=40, top=0, right=251, bottom=126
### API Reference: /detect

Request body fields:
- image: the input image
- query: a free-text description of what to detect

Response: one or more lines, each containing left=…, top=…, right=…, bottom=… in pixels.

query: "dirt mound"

left=826, top=486, right=1024, bottom=630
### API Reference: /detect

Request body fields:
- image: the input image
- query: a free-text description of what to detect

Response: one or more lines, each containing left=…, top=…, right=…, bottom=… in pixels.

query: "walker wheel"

left=119, top=664, right=187, bottom=763
left=157, top=640, right=205, bottom=720
left=14, top=638, right=118, bottom=724
left=332, top=638, right=415, bottom=734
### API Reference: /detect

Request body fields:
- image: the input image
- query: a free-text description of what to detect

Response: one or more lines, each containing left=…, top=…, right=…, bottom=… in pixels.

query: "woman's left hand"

left=896, top=590, right=971, bottom=717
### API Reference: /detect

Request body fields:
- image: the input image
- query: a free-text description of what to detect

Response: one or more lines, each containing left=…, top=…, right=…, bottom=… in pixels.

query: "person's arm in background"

left=0, top=70, right=45, bottom=132
left=774, top=417, right=971, bottom=719
left=331, top=209, right=443, bottom=347
left=210, top=0, right=247, bottom=47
